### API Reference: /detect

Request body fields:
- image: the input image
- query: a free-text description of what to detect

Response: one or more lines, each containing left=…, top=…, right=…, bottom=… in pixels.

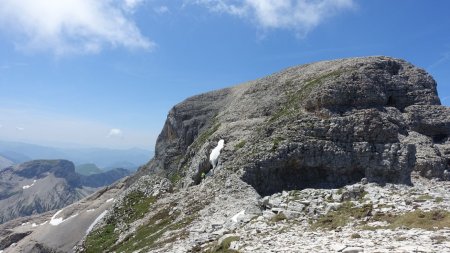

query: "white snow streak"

left=22, top=179, right=37, bottom=189
left=86, top=210, right=108, bottom=234
left=49, top=209, right=78, bottom=226
left=50, top=209, right=64, bottom=226
left=209, top=139, right=225, bottom=168
left=106, top=198, right=114, bottom=203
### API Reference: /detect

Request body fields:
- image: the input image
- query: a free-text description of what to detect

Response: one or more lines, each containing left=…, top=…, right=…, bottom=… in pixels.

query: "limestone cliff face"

left=142, top=56, right=449, bottom=195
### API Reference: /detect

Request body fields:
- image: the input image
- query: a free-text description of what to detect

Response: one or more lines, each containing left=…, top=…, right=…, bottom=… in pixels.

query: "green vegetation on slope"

left=373, top=209, right=450, bottom=230
left=311, top=202, right=373, bottom=230
left=83, top=191, right=156, bottom=252
left=269, top=69, right=345, bottom=122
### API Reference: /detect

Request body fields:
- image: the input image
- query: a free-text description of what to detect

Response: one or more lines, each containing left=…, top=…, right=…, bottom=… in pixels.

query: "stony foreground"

left=159, top=174, right=449, bottom=253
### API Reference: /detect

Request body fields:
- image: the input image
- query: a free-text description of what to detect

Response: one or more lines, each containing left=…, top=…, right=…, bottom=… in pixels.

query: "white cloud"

left=16, top=127, right=25, bottom=131
left=189, top=0, right=355, bottom=36
left=108, top=128, right=124, bottom=138
left=0, top=0, right=153, bottom=55
left=154, top=5, right=170, bottom=14
left=123, top=0, right=145, bottom=12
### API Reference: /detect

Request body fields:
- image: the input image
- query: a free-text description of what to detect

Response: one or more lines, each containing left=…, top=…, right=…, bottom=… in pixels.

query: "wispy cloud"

left=154, top=5, right=170, bottom=14
left=188, top=0, right=355, bottom=36
left=123, top=0, right=146, bottom=12
left=107, top=128, right=124, bottom=138
left=0, top=0, right=153, bottom=56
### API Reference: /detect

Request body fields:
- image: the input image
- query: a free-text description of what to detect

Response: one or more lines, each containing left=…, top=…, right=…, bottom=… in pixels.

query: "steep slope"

left=2, top=56, right=450, bottom=253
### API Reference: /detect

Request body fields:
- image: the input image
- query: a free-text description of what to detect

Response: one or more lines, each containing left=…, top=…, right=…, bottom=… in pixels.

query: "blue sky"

left=0, top=0, right=449, bottom=149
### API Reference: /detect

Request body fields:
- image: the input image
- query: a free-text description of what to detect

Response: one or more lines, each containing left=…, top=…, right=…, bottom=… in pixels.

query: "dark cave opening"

left=387, top=95, right=396, bottom=107
left=433, top=134, right=448, bottom=144
left=242, top=161, right=365, bottom=196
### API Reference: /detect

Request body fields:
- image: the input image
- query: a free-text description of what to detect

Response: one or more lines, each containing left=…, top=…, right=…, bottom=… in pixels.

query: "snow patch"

left=31, top=223, right=37, bottom=227
left=209, top=139, right=225, bottom=168
left=22, top=179, right=37, bottom=189
left=231, top=210, right=245, bottom=223
left=50, top=209, right=64, bottom=226
left=49, top=209, right=78, bottom=226
left=40, top=221, right=48, bottom=226
left=86, top=210, right=108, bottom=234
left=106, top=198, right=114, bottom=203
left=86, top=209, right=95, bottom=212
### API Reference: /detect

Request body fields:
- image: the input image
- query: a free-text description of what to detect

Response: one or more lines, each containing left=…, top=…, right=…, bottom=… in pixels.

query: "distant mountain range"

left=0, top=140, right=153, bottom=170
left=0, top=159, right=131, bottom=224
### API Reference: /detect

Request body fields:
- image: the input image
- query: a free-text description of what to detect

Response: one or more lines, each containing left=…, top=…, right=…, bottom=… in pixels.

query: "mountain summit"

left=2, top=56, right=450, bottom=253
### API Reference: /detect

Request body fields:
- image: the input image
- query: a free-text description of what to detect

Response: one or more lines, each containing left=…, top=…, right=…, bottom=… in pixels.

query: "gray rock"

left=342, top=247, right=364, bottom=253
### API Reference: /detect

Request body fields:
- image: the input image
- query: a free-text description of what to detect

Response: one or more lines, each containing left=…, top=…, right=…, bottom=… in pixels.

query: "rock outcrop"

left=142, top=56, right=449, bottom=196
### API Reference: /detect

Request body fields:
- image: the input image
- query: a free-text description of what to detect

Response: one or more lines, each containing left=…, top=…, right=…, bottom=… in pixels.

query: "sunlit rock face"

left=144, top=56, right=448, bottom=196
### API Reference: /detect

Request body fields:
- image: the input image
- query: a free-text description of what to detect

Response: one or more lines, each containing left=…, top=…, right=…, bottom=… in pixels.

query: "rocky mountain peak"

left=13, top=159, right=81, bottom=187
left=140, top=56, right=449, bottom=196
left=2, top=56, right=450, bottom=253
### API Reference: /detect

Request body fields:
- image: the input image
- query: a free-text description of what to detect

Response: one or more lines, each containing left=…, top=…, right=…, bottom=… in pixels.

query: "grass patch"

left=112, top=209, right=197, bottom=252
left=350, top=233, right=361, bottom=239
left=169, top=171, right=182, bottom=184
left=270, top=212, right=287, bottom=223
left=431, top=235, right=447, bottom=244
left=271, top=137, right=284, bottom=151
left=191, top=123, right=221, bottom=150
left=374, top=209, right=450, bottom=230
left=114, top=191, right=156, bottom=224
left=435, top=197, right=444, bottom=203
left=414, top=194, right=434, bottom=202
left=311, top=202, right=373, bottom=230
left=84, top=224, right=118, bottom=253
left=268, top=70, right=345, bottom=122
left=234, top=140, right=246, bottom=150
left=84, top=191, right=157, bottom=252
left=209, top=236, right=240, bottom=253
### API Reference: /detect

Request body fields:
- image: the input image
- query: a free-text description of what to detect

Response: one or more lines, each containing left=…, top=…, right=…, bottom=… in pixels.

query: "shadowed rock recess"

left=141, top=56, right=449, bottom=196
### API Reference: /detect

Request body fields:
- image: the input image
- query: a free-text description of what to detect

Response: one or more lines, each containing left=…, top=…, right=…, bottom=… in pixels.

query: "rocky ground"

left=144, top=173, right=450, bottom=253
left=234, top=174, right=450, bottom=253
